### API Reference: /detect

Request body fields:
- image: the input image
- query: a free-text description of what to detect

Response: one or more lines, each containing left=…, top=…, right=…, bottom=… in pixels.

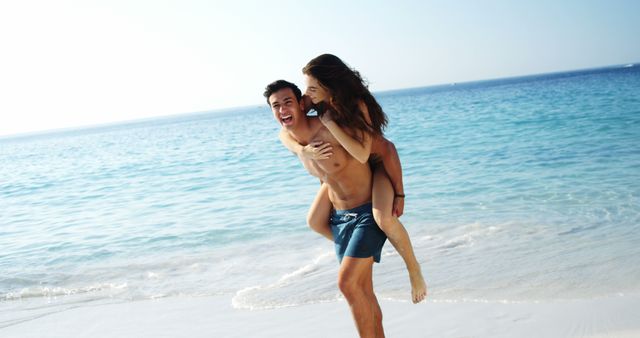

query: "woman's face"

left=304, top=74, right=329, bottom=104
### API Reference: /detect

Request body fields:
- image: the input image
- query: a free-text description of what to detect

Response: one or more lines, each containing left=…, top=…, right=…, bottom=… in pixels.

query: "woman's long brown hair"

left=303, top=54, right=388, bottom=144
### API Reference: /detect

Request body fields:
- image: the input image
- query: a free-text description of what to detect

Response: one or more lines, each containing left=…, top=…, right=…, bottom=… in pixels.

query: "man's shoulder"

left=307, top=116, right=321, bottom=127
left=308, top=117, right=327, bottom=136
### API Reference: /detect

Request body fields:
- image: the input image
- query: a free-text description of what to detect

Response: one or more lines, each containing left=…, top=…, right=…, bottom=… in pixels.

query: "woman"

left=280, top=54, right=426, bottom=304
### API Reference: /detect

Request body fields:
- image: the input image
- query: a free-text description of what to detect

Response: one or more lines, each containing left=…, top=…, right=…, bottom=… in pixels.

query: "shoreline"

left=2, top=294, right=639, bottom=338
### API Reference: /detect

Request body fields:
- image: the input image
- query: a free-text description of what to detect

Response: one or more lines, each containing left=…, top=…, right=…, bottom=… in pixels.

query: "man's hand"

left=393, top=196, right=404, bottom=217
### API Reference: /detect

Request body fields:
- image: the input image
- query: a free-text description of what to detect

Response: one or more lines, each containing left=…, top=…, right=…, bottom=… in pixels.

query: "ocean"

left=1, top=64, right=639, bottom=327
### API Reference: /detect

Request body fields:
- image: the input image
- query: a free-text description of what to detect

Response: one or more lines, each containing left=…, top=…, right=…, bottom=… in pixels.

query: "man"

left=265, top=80, right=387, bottom=338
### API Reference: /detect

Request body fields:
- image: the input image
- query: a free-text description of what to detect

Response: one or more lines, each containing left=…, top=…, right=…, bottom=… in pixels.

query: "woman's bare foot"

left=410, top=269, right=427, bottom=303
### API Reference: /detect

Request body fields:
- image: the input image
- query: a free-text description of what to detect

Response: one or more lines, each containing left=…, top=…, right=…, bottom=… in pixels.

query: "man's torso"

left=296, top=118, right=372, bottom=210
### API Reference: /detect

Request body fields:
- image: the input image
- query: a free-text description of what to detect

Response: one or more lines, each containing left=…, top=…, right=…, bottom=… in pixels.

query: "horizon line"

left=2, top=61, right=637, bottom=141
left=376, top=61, right=638, bottom=95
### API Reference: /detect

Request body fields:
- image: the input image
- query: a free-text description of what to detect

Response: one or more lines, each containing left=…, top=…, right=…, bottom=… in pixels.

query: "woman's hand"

left=301, top=141, right=333, bottom=160
left=393, top=195, right=404, bottom=217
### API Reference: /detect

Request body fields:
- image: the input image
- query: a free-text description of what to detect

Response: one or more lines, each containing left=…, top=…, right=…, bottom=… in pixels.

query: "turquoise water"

left=1, top=64, right=639, bottom=325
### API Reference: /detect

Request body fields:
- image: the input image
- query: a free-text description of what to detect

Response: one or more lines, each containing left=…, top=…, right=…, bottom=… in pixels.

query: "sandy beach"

left=3, top=293, right=639, bottom=338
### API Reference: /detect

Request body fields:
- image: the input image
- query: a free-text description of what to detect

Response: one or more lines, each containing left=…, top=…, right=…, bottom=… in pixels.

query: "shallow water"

left=1, top=65, right=639, bottom=325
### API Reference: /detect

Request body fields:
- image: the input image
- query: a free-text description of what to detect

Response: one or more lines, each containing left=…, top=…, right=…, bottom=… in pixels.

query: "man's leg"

left=363, top=260, right=385, bottom=338
left=338, top=256, right=384, bottom=338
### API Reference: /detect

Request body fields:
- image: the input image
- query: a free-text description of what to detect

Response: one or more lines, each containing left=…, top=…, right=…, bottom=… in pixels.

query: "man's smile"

left=280, top=114, right=293, bottom=126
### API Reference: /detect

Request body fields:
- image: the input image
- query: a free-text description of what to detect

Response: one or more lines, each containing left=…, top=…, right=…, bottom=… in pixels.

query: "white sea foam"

left=277, top=251, right=333, bottom=284
left=232, top=251, right=338, bottom=310
left=2, top=282, right=128, bottom=301
left=437, top=223, right=501, bottom=250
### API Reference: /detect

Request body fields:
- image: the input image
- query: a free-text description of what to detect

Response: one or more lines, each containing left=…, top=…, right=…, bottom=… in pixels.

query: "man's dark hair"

left=263, top=80, right=302, bottom=105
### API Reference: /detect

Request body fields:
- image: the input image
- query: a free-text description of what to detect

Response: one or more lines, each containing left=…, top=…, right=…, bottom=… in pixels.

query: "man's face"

left=269, top=88, right=303, bottom=129
left=304, top=74, right=329, bottom=104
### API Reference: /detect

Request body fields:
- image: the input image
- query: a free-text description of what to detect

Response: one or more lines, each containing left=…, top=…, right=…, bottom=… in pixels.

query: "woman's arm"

left=279, top=128, right=333, bottom=160
left=319, top=101, right=372, bottom=163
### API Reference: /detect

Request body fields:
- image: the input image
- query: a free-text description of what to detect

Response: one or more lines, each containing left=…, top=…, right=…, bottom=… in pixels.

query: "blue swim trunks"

left=330, top=203, right=387, bottom=263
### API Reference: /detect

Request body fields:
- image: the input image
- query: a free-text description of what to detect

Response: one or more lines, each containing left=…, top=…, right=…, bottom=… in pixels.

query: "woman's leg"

left=307, top=183, right=333, bottom=241
left=371, top=167, right=427, bottom=304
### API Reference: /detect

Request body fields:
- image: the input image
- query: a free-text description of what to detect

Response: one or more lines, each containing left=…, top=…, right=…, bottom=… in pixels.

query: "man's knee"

left=337, top=272, right=362, bottom=298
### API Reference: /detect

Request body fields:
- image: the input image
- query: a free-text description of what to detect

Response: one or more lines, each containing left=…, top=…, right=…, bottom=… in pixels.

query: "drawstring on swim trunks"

left=340, top=212, right=358, bottom=221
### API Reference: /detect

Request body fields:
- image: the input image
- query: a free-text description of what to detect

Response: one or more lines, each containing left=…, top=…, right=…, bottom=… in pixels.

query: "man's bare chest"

left=309, top=128, right=350, bottom=174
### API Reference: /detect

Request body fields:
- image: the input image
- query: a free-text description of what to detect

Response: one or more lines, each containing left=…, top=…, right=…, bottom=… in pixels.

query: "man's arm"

left=377, top=138, right=405, bottom=217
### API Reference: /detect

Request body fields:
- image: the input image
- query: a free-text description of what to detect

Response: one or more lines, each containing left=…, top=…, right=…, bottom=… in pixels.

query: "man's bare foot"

left=410, top=270, right=427, bottom=304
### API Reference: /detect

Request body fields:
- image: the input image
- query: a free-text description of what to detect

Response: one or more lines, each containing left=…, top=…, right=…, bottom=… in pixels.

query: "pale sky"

left=1, top=0, right=638, bottom=137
